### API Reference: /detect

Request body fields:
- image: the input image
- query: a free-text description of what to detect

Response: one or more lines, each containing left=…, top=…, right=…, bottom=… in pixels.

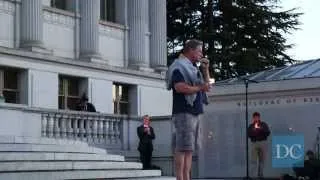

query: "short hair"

left=81, top=93, right=88, bottom=101
left=306, top=150, right=314, bottom=156
left=183, top=39, right=203, bottom=53
left=252, top=112, right=260, bottom=117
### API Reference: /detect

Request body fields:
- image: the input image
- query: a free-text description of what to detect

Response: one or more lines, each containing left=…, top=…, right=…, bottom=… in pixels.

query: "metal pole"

left=317, top=127, right=320, bottom=159
left=245, top=80, right=249, bottom=179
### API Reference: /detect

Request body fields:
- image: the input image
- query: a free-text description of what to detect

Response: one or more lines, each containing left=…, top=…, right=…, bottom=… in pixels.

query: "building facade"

left=0, top=0, right=171, bottom=116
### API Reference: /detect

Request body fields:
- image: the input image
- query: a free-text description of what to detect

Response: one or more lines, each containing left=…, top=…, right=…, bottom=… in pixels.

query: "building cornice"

left=210, top=77, right=320, bottom=97
left=0, top=47, right=165, bottom=80
left=209, top=88, right=320, bottom=102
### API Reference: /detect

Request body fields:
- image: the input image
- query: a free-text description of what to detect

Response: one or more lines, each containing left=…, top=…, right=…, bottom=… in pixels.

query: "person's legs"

left=140, top=151, right=147, bottom=169
left=145, top=150, right=152, bottom=169
left=257, top=148, right=262, bottom=177
left=173, top=113, right=198, bottom=180
left=183, top=150, right=193, bottom=180
left=250, top=142, right=258, bottom=178
left=173, top=114, right=185, bottom=180
left=258, top=141, right=267, bottom=177
left=175, top=151, right=185, bottom=180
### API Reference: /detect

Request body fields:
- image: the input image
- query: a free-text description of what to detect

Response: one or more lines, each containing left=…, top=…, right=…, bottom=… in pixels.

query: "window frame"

left=50, top=0, right=69, bottom=11
left=100, top=0, right=116, bottom=23
left=113, top=83, right=129, bottom=115
left=0, top=68, right=20, bottom=104
left=58, top=76, right=80, bottom=110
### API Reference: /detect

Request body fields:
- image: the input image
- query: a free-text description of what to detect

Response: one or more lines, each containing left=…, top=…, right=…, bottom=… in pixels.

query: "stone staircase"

left=0, top=136, right=174, bottom=180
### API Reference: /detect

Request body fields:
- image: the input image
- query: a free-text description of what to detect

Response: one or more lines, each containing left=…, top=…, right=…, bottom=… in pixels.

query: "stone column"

left=20, top=0, right=48, bottom=53
left=79, top=0, right=103, bottom=63
left=115, top=0, right=129, bottom=67
left=149, top=0, right=167, bottom=72
left=128, top=0, right=148, bottom=70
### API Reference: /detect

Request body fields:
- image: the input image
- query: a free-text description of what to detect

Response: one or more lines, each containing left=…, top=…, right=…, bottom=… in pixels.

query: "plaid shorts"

left=172, top=113, right=200, bottom=152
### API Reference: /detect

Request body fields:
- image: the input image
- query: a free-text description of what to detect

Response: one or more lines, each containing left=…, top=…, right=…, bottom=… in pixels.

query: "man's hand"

left=200, top=58, right=211, bottom=83
left=144, top=127, right=151, bottom=134
left=199, top=83, right=210, bottom=92
left=200, top=58, right=210, bottom=70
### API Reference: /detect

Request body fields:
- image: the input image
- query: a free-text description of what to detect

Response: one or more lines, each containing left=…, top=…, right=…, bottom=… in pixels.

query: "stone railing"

left=0, top=103, right=172, bottom=151
left=41, top=110, right=141, bottom=149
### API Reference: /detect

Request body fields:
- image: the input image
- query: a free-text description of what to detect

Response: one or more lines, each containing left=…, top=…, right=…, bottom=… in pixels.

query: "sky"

left=281, top=0, right=320, bottom=61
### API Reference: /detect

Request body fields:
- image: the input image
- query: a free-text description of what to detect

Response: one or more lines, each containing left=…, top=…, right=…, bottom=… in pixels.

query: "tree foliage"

left=167, top=0, right=302, bottom=80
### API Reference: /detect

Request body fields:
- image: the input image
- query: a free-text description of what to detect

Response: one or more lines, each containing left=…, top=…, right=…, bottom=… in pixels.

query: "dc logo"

left=275, top=144, right=304, bottom=159
left=272, top=135, right=304, bottom=168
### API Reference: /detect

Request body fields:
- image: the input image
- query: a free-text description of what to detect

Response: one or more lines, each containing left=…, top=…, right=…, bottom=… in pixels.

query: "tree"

left=167, top=0, right=202, bottom=65
left=167, top=0, right=302, bottom=80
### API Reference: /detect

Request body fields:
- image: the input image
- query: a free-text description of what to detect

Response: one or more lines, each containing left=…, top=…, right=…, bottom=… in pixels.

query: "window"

left=100, top=0, right=116, bottom=22
left=58, top=76, right=81, bottom=110
left=113, top=83, right=129, bottom=114
left=0, top=67, right=20, bottom=104
left=50, top=0, right=67, bottom=10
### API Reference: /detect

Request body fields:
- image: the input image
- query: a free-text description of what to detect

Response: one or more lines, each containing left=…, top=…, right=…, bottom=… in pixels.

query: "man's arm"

left=200, top=58, right=211, bottom=83
left=263, top=122, right=271, bottom=137
left=137, top=126, right=144, bottom=140
left=149, top=127, right=155, bottom=140
left=248, top=124, right=255, bottom=138
left=173, top=70, right=209, bottom=94
left=174, top=82, right=208, bottom=94
left=89, top=103, right=96, bottom=112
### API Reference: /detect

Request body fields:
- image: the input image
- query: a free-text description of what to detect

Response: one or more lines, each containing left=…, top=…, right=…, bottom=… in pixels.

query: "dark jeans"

left=139, top=150, right=152, bottom=169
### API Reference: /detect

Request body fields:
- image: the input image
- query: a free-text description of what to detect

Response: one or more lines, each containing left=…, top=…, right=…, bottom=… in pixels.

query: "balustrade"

left=41, top=111, right=124, bottom=147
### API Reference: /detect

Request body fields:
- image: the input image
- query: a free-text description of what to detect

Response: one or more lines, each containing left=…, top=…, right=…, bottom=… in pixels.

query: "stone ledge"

left=0, top=152, right=124, bottom=162
left=0, top=103, right=141, bottom=120
left=114, top=177, right=175, bottom=180
left=0, top=136, right=88, bottom=146
left=0, top=161, right=142, bottom=172
left=0, top=46, right=164, bottom=80
left=0, top=169, right=162, bottom=180
left=0, top=143, right=107, bottom=154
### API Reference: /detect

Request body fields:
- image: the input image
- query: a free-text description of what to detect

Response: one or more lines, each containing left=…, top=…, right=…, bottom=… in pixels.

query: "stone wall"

left=199, top=78, right=320, bottom=178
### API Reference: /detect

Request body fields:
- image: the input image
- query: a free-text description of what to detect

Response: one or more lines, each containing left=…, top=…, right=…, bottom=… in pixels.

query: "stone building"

left=1, top=0, right=319, bottom=179
left=0, top=0, right=174, bottom=179
left=0, top=0, right=170, bottom=116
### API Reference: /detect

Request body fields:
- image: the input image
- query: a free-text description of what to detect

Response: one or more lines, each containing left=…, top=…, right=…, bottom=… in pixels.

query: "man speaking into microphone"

left=166, top=39, right=211, bottom=180
left=248, top=112, right=271, bottom=178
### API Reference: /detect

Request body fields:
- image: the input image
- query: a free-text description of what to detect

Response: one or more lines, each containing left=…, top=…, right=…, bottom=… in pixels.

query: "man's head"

left=306, top=150, right=315, bottom=160
left=252, top=112, right=261, bottom=123
left=80, top=94, right=88, bottom=104
left=182, top=39, right=203, bottom=63
left=143, top=115, right=150, bottom=126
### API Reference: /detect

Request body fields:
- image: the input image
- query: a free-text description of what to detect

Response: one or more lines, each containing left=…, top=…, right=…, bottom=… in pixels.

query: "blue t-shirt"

left=171, top=70, right=204, bottom=115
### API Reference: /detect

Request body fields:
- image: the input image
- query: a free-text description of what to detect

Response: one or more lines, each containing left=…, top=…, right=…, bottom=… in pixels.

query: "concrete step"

left=114, top=177, right=176, bottom=180
left=0, top=143, right=107, bottom=154
left=0, top=152, right=124, bottom=162
left=0, top=169, right=162, bottom=180
left=0, top=161, right=142, bottom=172
left=0, top=136, right=89, bottom=146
